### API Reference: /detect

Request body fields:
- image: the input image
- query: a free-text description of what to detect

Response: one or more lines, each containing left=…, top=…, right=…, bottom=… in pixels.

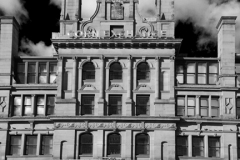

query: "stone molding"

left=54, top=122, right=176, bottom=130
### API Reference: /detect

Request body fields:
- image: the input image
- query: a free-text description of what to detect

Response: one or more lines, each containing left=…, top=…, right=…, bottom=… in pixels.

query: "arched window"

left=83, top=62, right=95, bottom=80
left=110, top=62, right=122, bottom=80
left=137, top=62, right=150, bottom=80
left=79, top=133, right=93, bottom=156
left=136, top=134, right=149, bottom=157
left=107, top=133, right=121, bottom=156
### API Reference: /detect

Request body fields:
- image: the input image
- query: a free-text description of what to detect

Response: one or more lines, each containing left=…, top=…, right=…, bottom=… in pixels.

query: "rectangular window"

left=209, top=63, right=218, bottom=84
left=237, top=98, right=240, bottom=118
left=136, top=95, right=150, bottom=116
left=109, top=95, right=122, bottom=115
left=177, top=136, right=188, bottom=156
left=13, top=96, right=21, bottom=116
left=211, top=97, right=219, bottom=117
left=176, top=64, right=184, bottom=84
left=23, top=96, right=32, bottom=116
left=81, top=95, right=94, bottom=115
left=25, top=135, right=37, bottom=155
left=238, top=138, right=240, bottom=159
left=177, top=96, right=185, bottom=116
left=187, top=97, right=195, bottom=116
left=198, top=63, right=207, bottom=84
left=36, top=96, right=44, bottom=116
left=15, top=62, right=57, bottom=84
left=176, top=62, right=218, bottom=85
left=27, top=63, right=36, bottom=83
left=16, top=63, right=25, bottom=84
left=10, top=135, right=21, bottom=155
left=192, top=136, right=204, bottom=157
left=209, top=137, right=220, bottom=158
left=47, top=96, right=55, bottom=115
left=200, top=97, right=208, bottom=117
left=186, top=63, right=195, bottom=84
left=49, top=63, right=57, bottom=84
left=41, top=135, right=53, bottom=155
left=39, top=63, right=47, bottom=84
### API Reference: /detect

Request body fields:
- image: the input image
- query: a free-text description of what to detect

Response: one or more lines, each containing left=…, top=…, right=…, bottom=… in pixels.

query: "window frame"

left=135, top=133, right=150, bottom=158
left=109, top=62, right=123, bottom=80
left=81, top=95, right=95, bottom=115
left=15, top=61, right=57, bottom=84
left=41, top=135, right=53, bottom=155
left=187, top=96, right=196, bottom=117
left=192, top=136, right=204, bottom=157
left=200, top=97, right=209, bottom=117
left=208, top=137, right=221, bottom=158
left=211, top=96, right=219, bottom=118
left=136, top=95, right=150, bottom=116
left=137, top=62, right=150, bottom=81
left=176, top=61, right=219, bottom=85
left=79, top=133, right=93, bottom=156
left=82, top=62, right=95, bottom=80
left=108, top=95, right=122, bottom=116
left=237, top=97, right=240, bottom=118
left=176, top=96, right=185, bottom=116
left=176, top=136, right=188, bottom=157
left=107, top=133, right=121, bottom=157
left=25, top=135, right=38, bottom=155
left=9, top=135, right=22, bottom=156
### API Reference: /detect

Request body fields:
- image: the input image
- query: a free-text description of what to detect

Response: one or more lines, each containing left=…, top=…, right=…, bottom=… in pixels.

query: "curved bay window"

left=79, top=133, right=93, bottom=156
left=83, top=62, right=95, bottom=80
left=107, top=133, right=121, bottom=156
left=137, top=62, right=150, bottom=80
left=136, top=134, right=149, bottom=157
left=110, top=62, right=122, bottom=80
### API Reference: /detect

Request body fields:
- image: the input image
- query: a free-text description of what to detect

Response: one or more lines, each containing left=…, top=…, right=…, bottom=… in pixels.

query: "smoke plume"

left=175, top=0, right=240, bottom=53
left=19, top=39, right=56, bottom=56
left=0, top=0, right=28, bottom=23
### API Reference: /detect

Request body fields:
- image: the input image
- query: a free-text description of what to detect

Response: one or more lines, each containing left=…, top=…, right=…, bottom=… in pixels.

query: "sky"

left=0, top=0, right=239, bottom=57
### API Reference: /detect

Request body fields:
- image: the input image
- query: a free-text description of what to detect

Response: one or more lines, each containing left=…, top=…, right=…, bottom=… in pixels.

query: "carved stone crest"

left=111, top=2, right=124, bottom=20
left=0, top=97, right=7, bottom=112
left=225, top=98, right=234, bottom=114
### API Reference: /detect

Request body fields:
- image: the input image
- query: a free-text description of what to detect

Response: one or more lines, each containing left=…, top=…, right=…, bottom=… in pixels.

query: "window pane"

left=198, top=74, right=206, bottom=84
left=237, top=98, right=240, bottom=107
left=200, top=98, right=208, bottom=106
left=82, top=95, right=94, bottom=115
left=177, top=74, right=183, bottom=83
left=188, top=107, right=195, bottom=116
left=209, top=74, right=217, bottom=84
left=39, top=75, right=47, bottom=84
left=198, top=63, right=206, bottom=73
left=137, top=63, right=150, bottom=80
left=188, top=97, right=195, bottom=106
left=186, top=74, right=195, bottom=83
left=28, top=64, right=36, bottom=73
left=136, top=134, right=149, bottom=155
left=37, top=106, right=44, bottom=115
left=108, top=134, right=121, bottom=155
left=17, top=74, right=25, bottom=84
left=209, top=137, right=220, bottom=157
left=39, top=63, right=47, bottom=73
left=13, top=106, right=21, bottom=116
left=10, top=136, right=21, bottom=155
left=17, top=64, right=25, bottom=73
left=80, top=134, right=93, bottom=155
left=28, top=75, right=35, bottom=83
left=50, top=64, right=57, bottom=72
left=26, top=136, right=37, bottom=155
left=14, top=96, right=21, bottom=105
left=83, top=62, right=95, bottom=80
left=187, top=63, right=195, bottom=73
left=209, top=63, right=218, bottom=73
left=193, top=137, right=204, bottom=157
left=47, top=96, right=55, bottom=105
left=110, top=63, right=122, bottom=80
left=212, top=107, right=219, bottom=117
left=24, top=96, right=32, bottom=105
left=50, top=74, right=56, bottom=84
left=24, top=106, right=32, bottom=115
left=211, top=97, right=219, bottom=107
left=177, top=97, right=185, bottom=106
left=201, top=108, right=208, bottom=117
left=177, top=137, right=188, bottom=156
left=177, top=65, right=184, bottom=73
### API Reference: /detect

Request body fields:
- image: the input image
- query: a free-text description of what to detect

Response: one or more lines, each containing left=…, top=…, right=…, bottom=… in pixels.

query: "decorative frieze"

left=54, top=122, right=176, bottom=130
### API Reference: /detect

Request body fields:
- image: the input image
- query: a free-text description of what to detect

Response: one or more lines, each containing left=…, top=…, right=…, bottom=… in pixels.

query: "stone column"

left=78, top=60, right=82, bottom=89
left=169, top=56, right=175, bottom=99
left=72, top=57, right=77, bottom=99
left=204, top=135, right=208, bottom=157
left=188, top=135, right=192, bottom=157
left=133, top=68, right=137, bottom=90
left=196, top=95, right=200, bottom=117
left=96, top=130, right=104, bottom=158
left=31, top=95, right=35, bottom=116
left=155, top=57, right=160, bottom=100
left=126, top=56, right=132, bottom=116
left=57, top=57, right=63, bottom=99
left=98, top=56, right=105, bottom=116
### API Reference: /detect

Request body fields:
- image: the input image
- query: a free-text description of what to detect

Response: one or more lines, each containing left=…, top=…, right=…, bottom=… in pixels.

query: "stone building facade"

left=0, top=0, right=239, bottom=160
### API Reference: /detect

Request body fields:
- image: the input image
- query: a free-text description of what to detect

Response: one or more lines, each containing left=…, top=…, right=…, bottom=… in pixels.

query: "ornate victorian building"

left=0, top=0, right=239, bottom=160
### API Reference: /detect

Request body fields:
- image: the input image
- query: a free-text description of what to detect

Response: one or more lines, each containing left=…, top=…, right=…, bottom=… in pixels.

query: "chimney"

left=216, top=16, right=237, bottom=87
left=0, top=16, right=19, bottom=85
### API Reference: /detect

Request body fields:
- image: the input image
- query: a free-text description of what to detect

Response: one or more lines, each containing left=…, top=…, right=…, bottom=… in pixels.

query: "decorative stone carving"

left=0, top=97, right=7, bottom=112
left=55, top=122, right=176, bottom=130
left=80, top=84, right=96, bottom=91
left=225, top=98, right=234, bottom=114
left=111, top=2, right=124, bottom=20
left=108, top=84, right=124, bottom=91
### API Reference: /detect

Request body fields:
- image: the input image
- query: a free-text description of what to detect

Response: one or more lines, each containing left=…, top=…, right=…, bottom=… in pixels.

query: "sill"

left=83, top=79, right=95, bottom=82
left=81, top=114, right=94, bottom=116
left=107, top=155, right=121, bottom=157
left=135, top=155, right=150, bottom=158
left=7, top=155, right=53, bottom=158
left=110, top=80, right=123, bottom=83
left=79, top=155, right=92, bottom=157
left=138, top=80, right=150, bottom=83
